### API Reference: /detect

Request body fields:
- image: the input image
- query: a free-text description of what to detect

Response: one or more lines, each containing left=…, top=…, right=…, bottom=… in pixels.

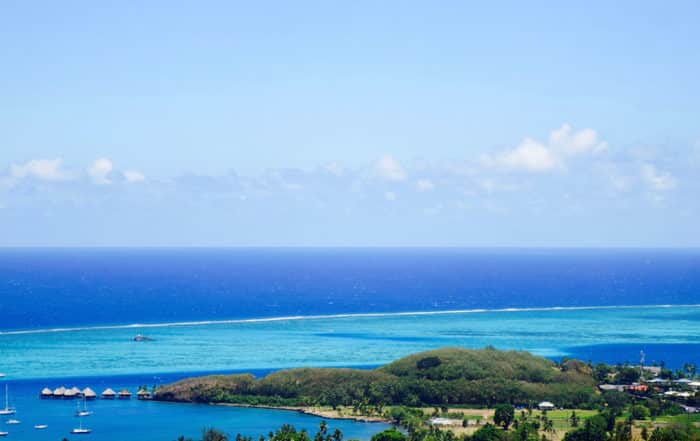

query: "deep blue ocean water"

left=1, top=248, right=699, bottom=440
left=2, top=248, right=699, bottom=331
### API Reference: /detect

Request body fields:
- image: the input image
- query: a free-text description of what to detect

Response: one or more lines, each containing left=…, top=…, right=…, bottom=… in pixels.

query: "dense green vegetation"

left=154, top=347, right=597, bottom=407
left=175, top=422, right=345, bottom=441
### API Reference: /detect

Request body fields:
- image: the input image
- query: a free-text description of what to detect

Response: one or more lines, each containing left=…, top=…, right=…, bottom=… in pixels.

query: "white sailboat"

left=0, top=385, right=15, bottom=416
left=75, top=398, right=92, bottom=417
left=71, top=414, right=91, bottom=435
left=34, top=424, right=49, bottom=430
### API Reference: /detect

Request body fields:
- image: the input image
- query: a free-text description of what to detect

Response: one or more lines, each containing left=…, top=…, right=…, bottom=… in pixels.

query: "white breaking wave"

left=1, top=303, right=698, bottom=336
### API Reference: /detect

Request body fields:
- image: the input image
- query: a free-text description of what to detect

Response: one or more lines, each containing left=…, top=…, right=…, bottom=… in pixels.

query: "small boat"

left=5, top=420, right=20, bottom=425
left=76, top=398, right=92, bottom=417
left=0, top=373, right=5, bottom=378
left=71, top=415, right=91, bottom=435
left=0, top=431, right=7, bottom=437
left=35, top=424, right=49, bottom=430
left=0, top=385, right=15, bottom=416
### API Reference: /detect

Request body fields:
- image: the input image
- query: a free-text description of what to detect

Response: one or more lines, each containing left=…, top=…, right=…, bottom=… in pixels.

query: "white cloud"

left=481, top=124, right=606, bottom=172
left=416, top=179, right=435, bottom=191
left=10, top=158, right=71, bottom=181
left=549, top=123, right=607, bottom=155
left=482, top=138, right=561, bottom=172
left=375, top=155, right=407, bottom=181
left=640, top=164, right=677, bottom=191
left=88, top=158, right=114, bottom=184
left=123, top=170, right=146, bottom=183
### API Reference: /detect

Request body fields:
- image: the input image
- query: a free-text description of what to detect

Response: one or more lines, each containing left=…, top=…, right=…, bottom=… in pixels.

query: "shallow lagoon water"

left=2, top=305, right=699, bottom=380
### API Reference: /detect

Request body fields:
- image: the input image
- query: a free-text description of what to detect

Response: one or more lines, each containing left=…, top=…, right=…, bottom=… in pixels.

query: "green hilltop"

left=154, top=347, right=596, bottom=407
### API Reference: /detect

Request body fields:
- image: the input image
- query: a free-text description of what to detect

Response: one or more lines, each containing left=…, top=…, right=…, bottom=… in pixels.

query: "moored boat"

left=71, top=415, right=91, bottom=435
left=0, top=385, right=15, bottom=416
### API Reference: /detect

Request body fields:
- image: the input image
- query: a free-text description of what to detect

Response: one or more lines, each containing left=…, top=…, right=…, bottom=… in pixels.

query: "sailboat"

left=34, top=424, right=49, bottom=430
left=0, top=385, right=15, bottom=416
left=71, top=414, right=91, bottom=434
left=75, top=398, right=93, bottom=417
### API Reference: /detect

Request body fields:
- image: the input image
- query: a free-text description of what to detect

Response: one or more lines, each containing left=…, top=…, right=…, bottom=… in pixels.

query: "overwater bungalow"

left=64, top=387, right=78, bottom=399
left=40, top=388, right=53, bottom=399
left=82, top=388, right=97, bottom=400
left=52, top=387, right=66, bottom=398
left=118, top=388, right=132, bottom=399
left=136, top=388, right=151, bottom=400
left=101, top=388, right=116, bottom=399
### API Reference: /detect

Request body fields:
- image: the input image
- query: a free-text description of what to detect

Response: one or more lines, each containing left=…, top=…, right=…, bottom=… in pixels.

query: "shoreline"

left=214, top=403, right=393, bottom=423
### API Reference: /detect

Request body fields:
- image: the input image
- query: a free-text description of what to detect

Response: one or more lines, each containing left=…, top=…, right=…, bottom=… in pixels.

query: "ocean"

left=1, top=248, right=699, bottom=440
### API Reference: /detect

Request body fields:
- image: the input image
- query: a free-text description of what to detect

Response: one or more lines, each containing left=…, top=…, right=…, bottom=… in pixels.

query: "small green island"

left=156, top=347, right=700, bottom=441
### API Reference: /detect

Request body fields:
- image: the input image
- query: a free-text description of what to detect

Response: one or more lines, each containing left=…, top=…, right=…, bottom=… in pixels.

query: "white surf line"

left=1, top=303, right=699, bottom=336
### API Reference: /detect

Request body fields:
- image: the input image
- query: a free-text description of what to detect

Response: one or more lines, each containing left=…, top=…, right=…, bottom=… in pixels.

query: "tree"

left=471, top=424, right=501, bottom=441
left=370, top=429, right=406, bottom=441
left=569, top=411, right=580, bottom=428
left=494, top=404, right=515, bottom=430
left=202, top=428, right=230, bottom=441
left=630, top=404, right=650, bottom=420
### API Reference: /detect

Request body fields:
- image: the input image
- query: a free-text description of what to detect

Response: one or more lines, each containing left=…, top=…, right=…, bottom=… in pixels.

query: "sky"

left=1, top=1, right=699, bottom=246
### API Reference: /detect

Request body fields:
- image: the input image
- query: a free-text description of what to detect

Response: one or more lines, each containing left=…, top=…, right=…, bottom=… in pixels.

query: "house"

left=538, top=401, right=555, bottom=411
left=599, top=384, right=625, bottom=392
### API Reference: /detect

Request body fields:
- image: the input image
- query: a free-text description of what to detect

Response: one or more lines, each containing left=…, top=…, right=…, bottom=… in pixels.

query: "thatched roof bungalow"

left=118, top=388, right=132, bottom=399
left=137, top=388, right=151, bottom=400
left=53, top=386, right=66, bottom=398
left=40, top=388, right=53, bottom=398
left=102, top=388, right=116, bottom=399
left=82, top=388, right=97, bottom=400
left=64, top=387, right=79, bottom=399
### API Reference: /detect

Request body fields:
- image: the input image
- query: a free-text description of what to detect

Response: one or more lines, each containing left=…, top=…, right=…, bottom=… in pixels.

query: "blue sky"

left=1, top=1, right=699, bottom=246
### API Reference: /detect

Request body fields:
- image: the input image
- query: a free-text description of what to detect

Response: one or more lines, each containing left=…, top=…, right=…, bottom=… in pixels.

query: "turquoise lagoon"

left=2, top=305, right=699, bottom=380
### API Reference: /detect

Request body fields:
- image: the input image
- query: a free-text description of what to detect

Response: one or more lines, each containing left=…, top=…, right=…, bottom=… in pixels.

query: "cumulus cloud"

left=10, top=158, right=72, bottom=181
left=482, top=138, right=561, bottom=172
left=123, top=170, right=146, bottom=183
left=481, top=124, right=607, bottom=172
left=416, top=179, right=435, bottom=191
left=640, top=164, right=677, bottom=191
left=375, top=155, right=407, bottom=181
left=88, top=158, right=114, bottom=184
left=549, top=123, right=607, bottom=155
